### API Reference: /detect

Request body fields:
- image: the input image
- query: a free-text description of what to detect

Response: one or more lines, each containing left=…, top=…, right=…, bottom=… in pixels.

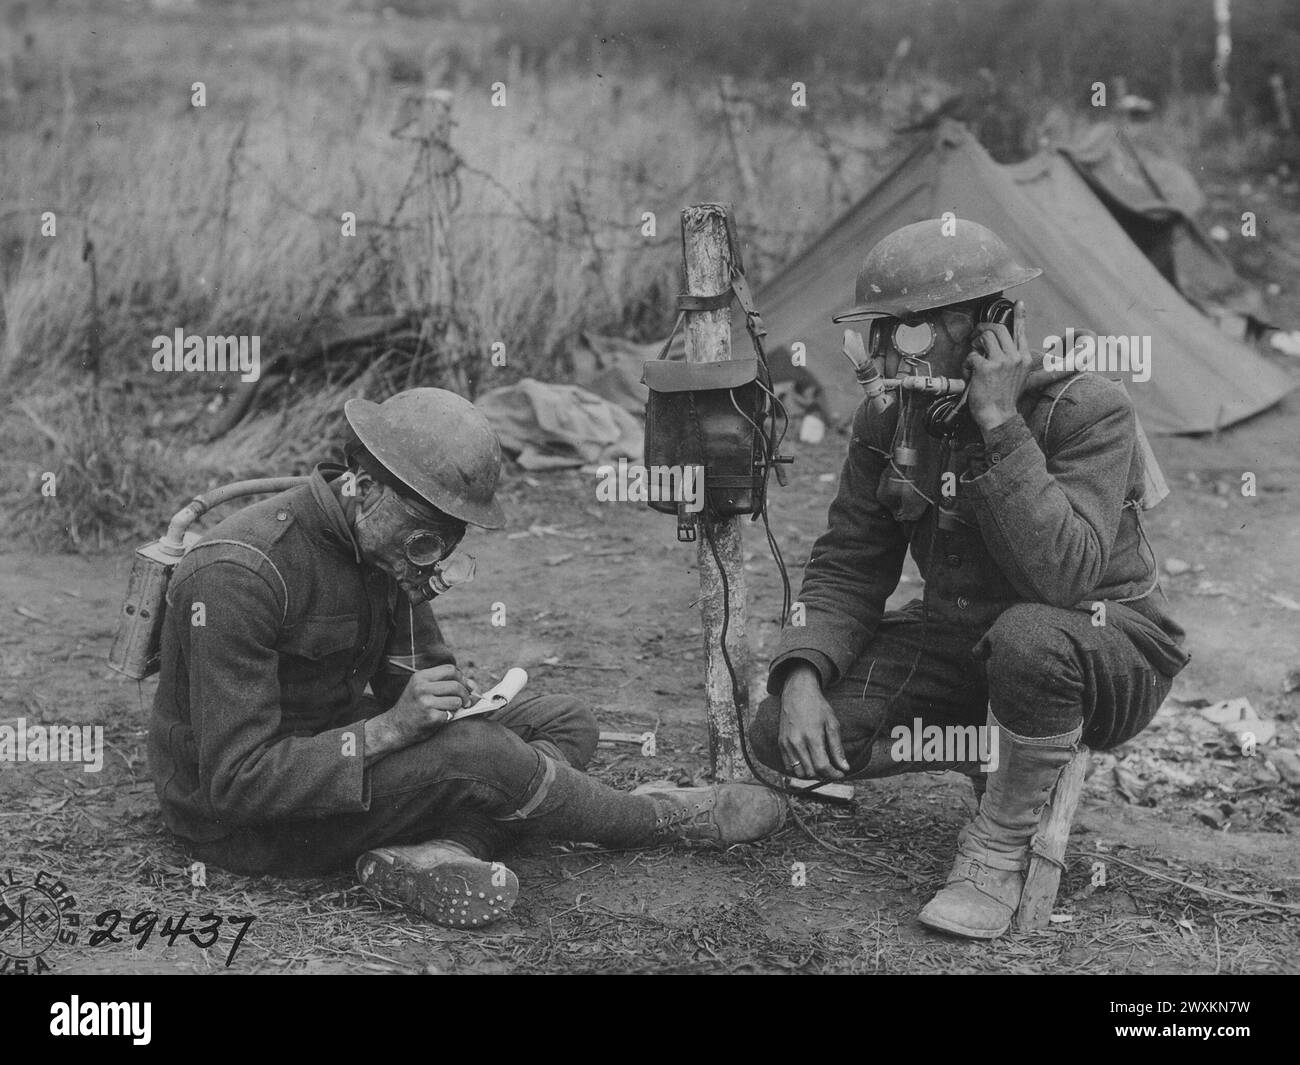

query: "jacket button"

left=946, top=554, right=962, bottom=567
left=956, top=595, right=970, bottom=609
left=276, top=510, right=289, bottom=521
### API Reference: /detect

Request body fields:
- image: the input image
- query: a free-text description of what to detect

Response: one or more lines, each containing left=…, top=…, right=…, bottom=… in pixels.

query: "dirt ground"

left=2, top=373, right=1298, bottom=975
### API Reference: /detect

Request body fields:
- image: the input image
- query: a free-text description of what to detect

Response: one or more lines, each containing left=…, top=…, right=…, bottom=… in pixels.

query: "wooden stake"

left=1270, top=72, right=1293, bottom=133
left=393, top=88, right=467, bottom=395
left=1015, top=746, right=1090, bottom=930
left=1210, top=0, right=1232, bottom=120
left=719, top=77, right=758, bottom=207
left=682, top=203, right=751, bottom=781
left=415, top=89, right=456, bottom=311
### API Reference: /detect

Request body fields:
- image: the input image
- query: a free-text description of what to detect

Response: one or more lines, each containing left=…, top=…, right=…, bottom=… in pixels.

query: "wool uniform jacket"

left=148, top=466, right=452, bottom=843
left=768, top=373, right=1190, bottom=694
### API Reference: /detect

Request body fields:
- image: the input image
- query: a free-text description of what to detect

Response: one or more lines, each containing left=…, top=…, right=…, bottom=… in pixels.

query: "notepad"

left=447, top=667, right=528, bottom=722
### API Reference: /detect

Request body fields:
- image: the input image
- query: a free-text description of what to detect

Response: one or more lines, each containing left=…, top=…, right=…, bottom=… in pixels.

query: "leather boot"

left=632, top=780, right=785, bottom=845
left=517, top=759, right=785, bottom=849
left=356, top=840, right=519, bottom=929
left=918, top=716, right=1081, bottom=940
left=962, top=768, right=987, bottom=803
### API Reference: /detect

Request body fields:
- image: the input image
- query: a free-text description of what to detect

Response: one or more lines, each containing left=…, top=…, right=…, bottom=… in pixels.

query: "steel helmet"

left=344, top=388, right=506, bottom=529
left=833, top=218, right=1041, bottom=322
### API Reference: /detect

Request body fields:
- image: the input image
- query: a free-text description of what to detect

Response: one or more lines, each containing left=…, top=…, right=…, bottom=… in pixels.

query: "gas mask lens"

left=403, top=529, right=450, bottom=569
left=889, top=307, right=985, bottom=358
left=892, top=320, right=935, bottom=356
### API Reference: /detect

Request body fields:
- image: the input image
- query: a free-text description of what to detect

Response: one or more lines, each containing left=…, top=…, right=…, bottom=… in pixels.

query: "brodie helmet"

left=344, top=388, right=506, bottom=530
left=833, top=218, right=1041, bottom=323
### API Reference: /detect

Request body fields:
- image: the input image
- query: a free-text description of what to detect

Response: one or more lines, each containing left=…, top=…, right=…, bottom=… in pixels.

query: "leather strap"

left=677, top=290, right=734, bottom=312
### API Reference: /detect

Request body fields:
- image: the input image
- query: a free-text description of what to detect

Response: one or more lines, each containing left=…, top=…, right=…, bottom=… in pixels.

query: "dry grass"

left=0, top=5, right=904, bottom=546
left=0, top=3, right=1294, bottom=558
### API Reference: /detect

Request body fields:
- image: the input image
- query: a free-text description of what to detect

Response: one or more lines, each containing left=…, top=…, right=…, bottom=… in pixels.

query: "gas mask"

left=843, top=296, right=1015, bottom=524
left=863, top=296, right=1016, bottom=446
left=356, top=484, right=474, bottom=601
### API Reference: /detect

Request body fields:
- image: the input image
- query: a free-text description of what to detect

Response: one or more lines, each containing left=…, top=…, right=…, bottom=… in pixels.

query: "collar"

left=307, top=463, right=363, bottom=564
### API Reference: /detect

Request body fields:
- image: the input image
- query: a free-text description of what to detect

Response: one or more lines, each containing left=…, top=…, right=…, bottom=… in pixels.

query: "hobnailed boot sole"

left=356, top=849, right=519, bottom=929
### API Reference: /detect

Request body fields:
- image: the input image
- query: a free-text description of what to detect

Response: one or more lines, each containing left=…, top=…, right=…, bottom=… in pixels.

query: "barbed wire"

left=0, top=104, right=831, bottom=302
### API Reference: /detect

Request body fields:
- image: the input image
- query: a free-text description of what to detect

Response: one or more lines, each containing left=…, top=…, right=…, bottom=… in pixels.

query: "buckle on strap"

left=730, top=271, right=767, bottom=340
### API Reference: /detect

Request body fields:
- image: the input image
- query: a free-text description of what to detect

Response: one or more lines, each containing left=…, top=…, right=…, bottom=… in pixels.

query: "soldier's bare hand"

left=364, top=665, right=473, bottom=762
left=964, top=299, right=1032, bottom=431
left=390, top=664, right=471, bottom=729
left=779, top=665, right=849, bottom=779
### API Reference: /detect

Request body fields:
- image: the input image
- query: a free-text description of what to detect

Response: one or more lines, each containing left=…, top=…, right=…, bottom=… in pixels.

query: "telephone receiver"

left=926, top=297, right=1018, bottom=439
left=980, top=297, right=1017, bottom=331
left=925, top=295, right=1024, bottom=442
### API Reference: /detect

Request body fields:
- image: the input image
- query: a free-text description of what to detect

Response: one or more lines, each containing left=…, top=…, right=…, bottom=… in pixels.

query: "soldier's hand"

left=390, top=664, right=472, bottom=730
left=964, top=299, right=1032, bottom=432
left=779, top=665, right=849, bottom=779
left=364, top=666, right=475, bottom=762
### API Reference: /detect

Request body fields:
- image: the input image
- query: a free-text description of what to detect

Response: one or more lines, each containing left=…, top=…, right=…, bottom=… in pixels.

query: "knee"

left=562, top=702, right=599, bottom=766
left=748, top=694, right=785, bottom=771
left=515, top=694, right=598, bottom=768
left=981, top=604, right=1080, bottom=692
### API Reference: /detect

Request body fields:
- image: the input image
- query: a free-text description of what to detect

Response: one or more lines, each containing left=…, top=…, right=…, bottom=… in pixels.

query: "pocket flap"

left=642, top=358, right=759, bottom=393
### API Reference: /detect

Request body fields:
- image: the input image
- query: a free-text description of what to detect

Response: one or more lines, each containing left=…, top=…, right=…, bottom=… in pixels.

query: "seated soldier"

left=149, top=388, right=782, bottom=929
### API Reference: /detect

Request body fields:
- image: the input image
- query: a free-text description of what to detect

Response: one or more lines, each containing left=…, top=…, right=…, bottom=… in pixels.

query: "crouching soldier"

left=749, top=219, right=1189, bottom=939
left=148, top=388, right=782, bottom=928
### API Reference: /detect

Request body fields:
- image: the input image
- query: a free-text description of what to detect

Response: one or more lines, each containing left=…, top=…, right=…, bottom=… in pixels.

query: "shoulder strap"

left=184, top=539, right=291, bottom=626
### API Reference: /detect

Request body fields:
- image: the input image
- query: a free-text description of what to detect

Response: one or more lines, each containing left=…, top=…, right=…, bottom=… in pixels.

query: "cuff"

left=963, top=415, right=1037, bottom=492
left=980, top=413, right=1032, bottom=458
left=767, top=650, right=835, bottom=695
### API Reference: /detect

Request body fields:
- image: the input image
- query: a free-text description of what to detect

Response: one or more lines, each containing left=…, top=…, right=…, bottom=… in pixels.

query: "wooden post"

left=1270, top=72, right=1293, bottom=133
left=402, top=88, right=456, bottom=312
left=1015, top=746, right=1089, bottom=930
left=682, top=203, right=751, bottom=781
left=719, top=77, right=759, bottom=207
left=1210, top=0, right=1232, bottom=121
left=883, top=37, right=911, bottom=84
left=393, top=88, right=467, bottom=395
left=81, top=235, right=101, bottom=408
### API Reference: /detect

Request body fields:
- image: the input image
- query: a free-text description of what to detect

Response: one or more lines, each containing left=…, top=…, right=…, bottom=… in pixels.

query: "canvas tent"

left=1056, top=122, right=1266, bottom=326
left=731, top=120, right=1293, bottom=434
